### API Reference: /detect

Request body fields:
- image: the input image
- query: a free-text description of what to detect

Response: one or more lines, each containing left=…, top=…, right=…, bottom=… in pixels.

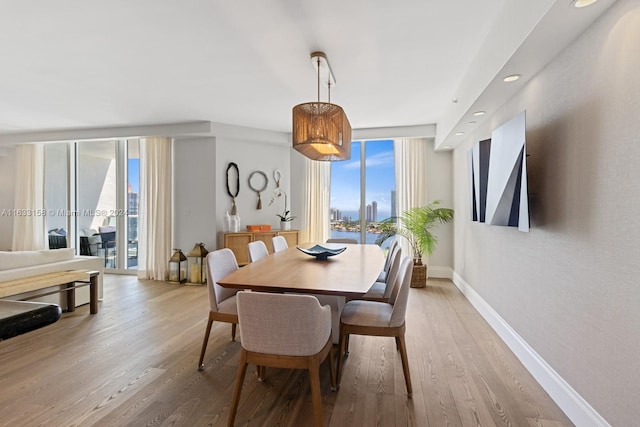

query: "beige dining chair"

left=229, top=291, right=336, bottom=427
left=377, top=238, right=399, bottom=282
left=360, top=245, right=402, bottom=302
left=272, top=235, right=288, bottom=252
left=326, top=238, right=358, bottom=244
left=337, top=256, right=414, bottom=396
left=247, top=240, right=269, bottom=262
left=197, top=248, right=240, bottom=371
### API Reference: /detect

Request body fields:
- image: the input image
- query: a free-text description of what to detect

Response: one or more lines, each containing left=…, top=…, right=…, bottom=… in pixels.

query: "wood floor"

left=0, top=275, right=573, bottom=427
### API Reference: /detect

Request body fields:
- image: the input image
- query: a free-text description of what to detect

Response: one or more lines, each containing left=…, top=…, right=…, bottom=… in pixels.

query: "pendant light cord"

left=316, top=56, right=321, bottom=106
left=315, top=55, right=332, bottom=105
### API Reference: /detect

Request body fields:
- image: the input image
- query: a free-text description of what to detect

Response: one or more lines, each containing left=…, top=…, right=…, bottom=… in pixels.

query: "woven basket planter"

left=410, top=263, right=427, bottom=288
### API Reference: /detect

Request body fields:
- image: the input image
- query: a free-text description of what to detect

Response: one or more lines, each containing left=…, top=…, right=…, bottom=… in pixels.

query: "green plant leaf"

left=377, top=200, right=453, bottom=260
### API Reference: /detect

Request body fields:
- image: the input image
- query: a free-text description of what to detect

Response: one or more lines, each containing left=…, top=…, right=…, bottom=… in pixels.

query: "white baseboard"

left=427, top=265, right=453, bottom=279
left=452, top=272, right=610, bottom=427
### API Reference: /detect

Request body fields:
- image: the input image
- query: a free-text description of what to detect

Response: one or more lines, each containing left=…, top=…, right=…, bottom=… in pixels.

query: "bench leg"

left=66, top=282, right=76, bottom=312
left=89, top=273, right=99, bottom=314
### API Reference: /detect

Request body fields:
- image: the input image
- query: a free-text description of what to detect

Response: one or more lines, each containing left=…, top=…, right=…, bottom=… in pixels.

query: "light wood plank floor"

left=0, top=275, right=573, bottom=426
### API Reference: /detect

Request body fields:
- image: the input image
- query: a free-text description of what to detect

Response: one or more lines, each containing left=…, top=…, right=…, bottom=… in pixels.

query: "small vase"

left=280, top=221, right=291, bottom=231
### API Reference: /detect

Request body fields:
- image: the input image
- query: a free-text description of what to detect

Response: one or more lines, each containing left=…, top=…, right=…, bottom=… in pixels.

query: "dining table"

left=217, top=242, right=385, bottom=343
left=217, top=242, right=385, bottom=296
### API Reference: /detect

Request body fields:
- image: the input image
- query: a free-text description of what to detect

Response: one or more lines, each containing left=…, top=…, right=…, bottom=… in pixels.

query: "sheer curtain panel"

left=12, top=144, right=46, bottom=251
left=138, top=137, right=172, bottom=280
left=299, top=157, right=330, bottom=244
left=393, top=138, right=428, bottom=259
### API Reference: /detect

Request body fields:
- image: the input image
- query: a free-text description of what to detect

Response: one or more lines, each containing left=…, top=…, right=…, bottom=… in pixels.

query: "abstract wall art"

left=468, top=111, right=529, bottom=232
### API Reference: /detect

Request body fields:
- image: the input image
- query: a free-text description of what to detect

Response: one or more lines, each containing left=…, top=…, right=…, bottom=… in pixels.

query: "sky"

left=330, top=139, right=396, bottom=220
left=128, top=159, right=140, bottom=193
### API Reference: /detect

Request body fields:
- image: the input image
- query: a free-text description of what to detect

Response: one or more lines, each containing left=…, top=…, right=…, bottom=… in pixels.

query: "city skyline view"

left=330, top=139, right=396, bottom=222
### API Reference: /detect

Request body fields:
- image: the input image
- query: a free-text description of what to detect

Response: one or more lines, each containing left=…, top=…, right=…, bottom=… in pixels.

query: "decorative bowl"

left=296, top=244, right=346, bottom=260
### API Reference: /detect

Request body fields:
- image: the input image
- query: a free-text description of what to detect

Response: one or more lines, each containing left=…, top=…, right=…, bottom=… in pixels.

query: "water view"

left=329, top=229, right=393, bottom=247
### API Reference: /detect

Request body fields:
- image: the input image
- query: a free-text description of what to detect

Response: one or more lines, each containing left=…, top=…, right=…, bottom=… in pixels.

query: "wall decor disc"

left=248, top=170, right=268, bottom=209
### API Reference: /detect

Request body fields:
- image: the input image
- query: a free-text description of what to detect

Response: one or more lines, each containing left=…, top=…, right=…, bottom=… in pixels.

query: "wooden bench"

left=0, top=270, right=100, bottom=314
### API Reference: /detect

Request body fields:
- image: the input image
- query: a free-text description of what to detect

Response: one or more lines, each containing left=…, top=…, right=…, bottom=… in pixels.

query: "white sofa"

left=0, top=248, right=104, bottom=310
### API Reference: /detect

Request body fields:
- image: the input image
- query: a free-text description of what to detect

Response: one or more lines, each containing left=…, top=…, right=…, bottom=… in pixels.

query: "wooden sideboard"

left=220, top=230, right=299, bottom=266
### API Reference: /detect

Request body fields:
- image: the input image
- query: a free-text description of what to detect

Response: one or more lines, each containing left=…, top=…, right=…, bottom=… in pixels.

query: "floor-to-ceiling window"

left=44, top=144, right=70, bottom=249
left=329, top=139, right=396, bottom=245
left=44, top=139, right=140, bottom=272
left=77, top=140, right=118, bottom=267
left=127, top=140, right=140, bottom=269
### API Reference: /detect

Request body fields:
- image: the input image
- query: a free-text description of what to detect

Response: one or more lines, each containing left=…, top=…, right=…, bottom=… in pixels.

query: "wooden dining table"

left=218, top=242, right=385, bottom=343
left=217, top=242, right=385, bottom=297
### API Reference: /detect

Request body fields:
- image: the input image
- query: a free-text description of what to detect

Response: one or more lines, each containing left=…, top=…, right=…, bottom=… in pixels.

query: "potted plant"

left=277, top=209, right=296, bottom=230
left=376, top=200, right=453, bottom=287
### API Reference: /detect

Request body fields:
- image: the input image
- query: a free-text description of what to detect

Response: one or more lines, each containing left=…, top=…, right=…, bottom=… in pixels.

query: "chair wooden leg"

left=344, top=334, right=350, bottom=355
left=337, top=324, right=347, bottom=386
left=228, top=350, right=249, bottom=427
left=198, top=318, right=214, bottom=370
left=308, top=359, right=324, bottom=427
left=328, top=344, right=336, bottom=391
left=231, top=323, right=237, bottom=341
left=256, top=365, right=265, bottom=382
left=397, top=333, right=413, bottom=397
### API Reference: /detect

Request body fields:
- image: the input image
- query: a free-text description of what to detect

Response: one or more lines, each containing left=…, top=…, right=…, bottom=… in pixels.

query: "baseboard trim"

left=452, top=271, right=610, bottom=427
left=427, top=265, right=452, bottom=279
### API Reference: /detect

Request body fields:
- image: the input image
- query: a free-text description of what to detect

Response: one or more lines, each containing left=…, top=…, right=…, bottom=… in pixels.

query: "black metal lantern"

left=187, top=243, right=209, bottom=284
left=169, top=249, right=187, bottom=283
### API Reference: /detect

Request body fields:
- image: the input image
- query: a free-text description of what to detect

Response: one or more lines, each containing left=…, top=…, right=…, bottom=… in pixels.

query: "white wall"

left=214, top=134, right=293, bottom=246
left=452, top=1, right=640, bottom=425
left=425, top=139, right=454, bottom=273
left=173, top=137, right=217, bottom=254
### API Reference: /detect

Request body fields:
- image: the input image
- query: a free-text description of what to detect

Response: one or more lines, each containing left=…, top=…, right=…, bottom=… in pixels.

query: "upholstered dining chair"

left=337, top=256, right=414, bottom=396
left=247, top=240, right=269, bottom=263
left=326, top=238, right=358, bottom=244
left=377, top=238, right=399, bottom=282
left=197, top=248, right=240, bottom=371
left=271, top=235, right=288, bottom=252
left=229, top=291, right=336, bottom=427
left=360, top=245, right=402, bottom=302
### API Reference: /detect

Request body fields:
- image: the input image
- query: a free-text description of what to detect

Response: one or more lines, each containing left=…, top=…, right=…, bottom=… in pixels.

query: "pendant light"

left=292, top=52, right=351, bottom=161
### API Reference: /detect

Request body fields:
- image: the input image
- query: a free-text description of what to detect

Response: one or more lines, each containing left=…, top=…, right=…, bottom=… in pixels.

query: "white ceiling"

left=0, top=0, right=616, bottom=148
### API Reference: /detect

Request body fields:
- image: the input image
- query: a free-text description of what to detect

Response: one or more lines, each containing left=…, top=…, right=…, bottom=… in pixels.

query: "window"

left=127, top=140, right=140, bottom=268
left=329, top=140, right=395, bottom=245
left=44, top=144, right=70, bottom=249
left=44, top=139, right=140, bottom=272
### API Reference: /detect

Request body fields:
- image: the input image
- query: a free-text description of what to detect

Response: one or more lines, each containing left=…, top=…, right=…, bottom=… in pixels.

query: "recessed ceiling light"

left=443, top=145, right=452, bottom=149
left=571, top=0, right=598, bottom=8
left=473, top=111, right=486, bottom=116
left=503, top=74, right=521, bottom=82
left=455, top=132, right=464, bottom=136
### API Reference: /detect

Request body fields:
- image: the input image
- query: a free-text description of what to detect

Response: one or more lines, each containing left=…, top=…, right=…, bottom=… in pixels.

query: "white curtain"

left=12, top=144, right=46, bottom=251
left=138, top=137, right=172, bottom=280
left=393, top=138, right=428, bottom=259
left=299, top=158, right=330, bottom=243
